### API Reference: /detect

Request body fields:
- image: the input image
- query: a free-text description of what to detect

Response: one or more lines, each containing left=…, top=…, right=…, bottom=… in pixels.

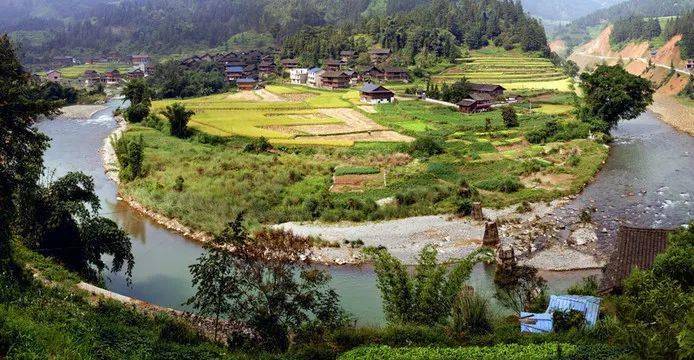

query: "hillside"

left=550, top=0, right=693, bottom=49
left=4, top=0, right=549, bottom=67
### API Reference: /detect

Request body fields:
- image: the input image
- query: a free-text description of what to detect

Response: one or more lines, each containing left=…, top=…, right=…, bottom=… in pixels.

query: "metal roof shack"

left=599, top=225, right=672, bottom=293
left=520, top=295, right=601, bottom=333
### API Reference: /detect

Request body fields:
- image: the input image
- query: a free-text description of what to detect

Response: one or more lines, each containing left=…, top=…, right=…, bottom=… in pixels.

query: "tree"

left=372, top=245, right=493, bottom=325
left=579, top=65, right=654, bottom=131
left=0, top=35, right=60, bottom=276
left=563, top=60, right=579, bottom=78
left=112, top=134, right=145, bottom=181
left=501, top=106, right=518, bottom=128
left=161, top=103, right=195, bottom=138
left=185, top=213, right=245, bottom=340
left=123, top=78, right=152, bottom=123
left=494, top=264, right=548, bottom=314
left=16, top=172, right=134, bottom=282
left=186, top=213, right=348, bottom=351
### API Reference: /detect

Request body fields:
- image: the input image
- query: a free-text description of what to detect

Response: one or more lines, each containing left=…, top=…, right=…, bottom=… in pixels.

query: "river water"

left=38, top=103, right=691, bottom=325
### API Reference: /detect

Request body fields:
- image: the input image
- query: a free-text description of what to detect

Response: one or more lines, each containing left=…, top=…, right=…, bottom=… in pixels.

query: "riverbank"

left=649, top=93, right=694, bottom=136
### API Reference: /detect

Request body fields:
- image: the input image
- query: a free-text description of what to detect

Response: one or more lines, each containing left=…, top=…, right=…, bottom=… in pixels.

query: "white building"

left=307, top=67, right=324, bottom=87
left=290, top=68, right=308, bottom=85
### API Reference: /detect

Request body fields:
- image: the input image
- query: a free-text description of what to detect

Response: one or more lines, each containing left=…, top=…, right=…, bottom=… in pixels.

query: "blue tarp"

left=520, top=295, right=601, bottom=333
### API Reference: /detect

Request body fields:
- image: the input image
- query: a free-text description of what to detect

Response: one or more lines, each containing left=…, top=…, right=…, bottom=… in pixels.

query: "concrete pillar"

left=472, top=202, right=484, bottom=221
left=482, top=221, right=499, bottom=247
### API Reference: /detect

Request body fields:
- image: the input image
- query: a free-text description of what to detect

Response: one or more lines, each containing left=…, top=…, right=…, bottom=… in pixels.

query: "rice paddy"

left=432, top=47, right=572, bottom=91
left=46, top=63, right=133, bottom=79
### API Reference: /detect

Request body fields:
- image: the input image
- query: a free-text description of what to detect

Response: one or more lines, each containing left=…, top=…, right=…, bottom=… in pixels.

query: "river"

left=38, top=102, right=691, bottom=325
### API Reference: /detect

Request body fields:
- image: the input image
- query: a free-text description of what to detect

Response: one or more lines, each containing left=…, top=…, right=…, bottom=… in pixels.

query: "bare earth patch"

left=358, top=105, right=377, bottom=113
left=225, top=91, right=260, bottom=101
left=521, top=173, right=576, bottom=190
left=331, top=173, right=384, bottom=192
left=283, top=93, right=315, bottom=102
left=254, top=88, right=285, bottom=102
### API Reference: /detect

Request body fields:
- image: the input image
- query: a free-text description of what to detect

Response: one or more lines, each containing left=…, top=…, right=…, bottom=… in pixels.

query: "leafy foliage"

left=339, top=343, right=578, bottom=359
left=161, top=102, right=195, bottom=138
left=579, top=65, right=653, bottom=130
left=553, top=310, right=586, bottom=332
left=148, top=61, right=229, bottom=99
left=612, top=15, right=661, bottom=43
left=501, top=106, right=518, bottom=128
left=450, top=291, right=493, bottom=337
left=371, top=245, right=492, bottom=325
left=112, top=134, right=145, bottom=182
left=494, top=265, right=548, bottom=313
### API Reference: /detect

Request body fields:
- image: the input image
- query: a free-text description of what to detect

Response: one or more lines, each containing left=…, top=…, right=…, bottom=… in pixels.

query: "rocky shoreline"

left=100, top=113, right=605, bottom=270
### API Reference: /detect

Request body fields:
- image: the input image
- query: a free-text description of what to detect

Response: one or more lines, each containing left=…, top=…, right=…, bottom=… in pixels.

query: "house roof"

left=360, top=82, right=393, bottom=94
left=469, top=92, right=493, bottom=101
left=46, top=70, right=61, bottom=75
left=599, top=225, right=672, bottom=293
left=457, top=99, right=478, bottom=106
left=520, top=295, right=601, bottom=333
left=236, top=78, right=257, bottom=83
left=281, top=58, right=298, bottom=64
left=226, top=66, right=244, bottom=72
left=340, top=50, right=355, bottom=56
left=259, top=60, right=275, bottom=67
left=383, top=66, right=407, bottom=74
left=307, top=67, right=322, bottom=74
left=469, top=83, right=505, bottom=92
left=368, top=48, right=391, bottom=55
left=324, top=59, right=341, bottom=66
left=321, top=70, right=349, bottom=78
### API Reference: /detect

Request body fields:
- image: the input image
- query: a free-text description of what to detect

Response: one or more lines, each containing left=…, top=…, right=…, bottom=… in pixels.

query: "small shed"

left=520, top=295, right=601, bottom=333
left=236, top=78, right=258, bottom=91
left=457, top=98, right=491, bottom=113
left=359, top=83, right=394, bottom=104
left=46, top=70, right=62, bottom=82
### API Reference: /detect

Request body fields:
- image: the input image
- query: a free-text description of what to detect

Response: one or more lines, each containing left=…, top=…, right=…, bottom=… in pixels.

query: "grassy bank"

left=118, top=85, right=606, bottom=233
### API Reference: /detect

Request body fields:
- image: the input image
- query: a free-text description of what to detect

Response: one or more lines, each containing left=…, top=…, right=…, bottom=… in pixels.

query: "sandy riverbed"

left=60, top=105, right=108, bottom=119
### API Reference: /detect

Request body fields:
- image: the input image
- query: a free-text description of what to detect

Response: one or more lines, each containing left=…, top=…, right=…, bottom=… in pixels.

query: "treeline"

left=662, top=9, right=694, bottom=58
left=284, top=0, right=549, bottom=66
left=612, top=16, right=661, bottom=44
left=12, top=0, right=549, bottom=66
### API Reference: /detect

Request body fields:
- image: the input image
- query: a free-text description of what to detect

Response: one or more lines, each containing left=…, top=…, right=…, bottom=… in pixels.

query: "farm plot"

left=150, top=85, right=411, bottom=146
left=46, top=63, right=132, bottom=79
left=432, top=47, right=570, bottom=91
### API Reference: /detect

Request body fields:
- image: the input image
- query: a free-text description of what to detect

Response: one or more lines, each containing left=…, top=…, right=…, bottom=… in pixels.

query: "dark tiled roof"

left=321, top=70, right=349, bottom=78
left=236, top=78, right=257, bottom=83
left=360, top=82, right=393, bottom=94
left=599, top=225, right=672, bottom=293
left=469, top=92, right=493, bottom=101
left=369, top=48, right=391, bottom=55
left=340, top=50, right=355, bottom=56
left=469, top=83, right=505, bottom=92
left=383, top=66, right=407, bottom=73
left=226, top=66, right=244, bottom=72
left=324, top=59, right=341, bottom=66
left=457, top=99, right=478, bottom=106
left=281, top=58, right=298, bottom=64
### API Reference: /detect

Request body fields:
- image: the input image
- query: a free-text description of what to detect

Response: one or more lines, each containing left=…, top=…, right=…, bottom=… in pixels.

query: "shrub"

left=159, top=319, right=201, bottom=345
left=112, top=134, right=145, bottom=182
left=567, top=276, right=598, bottom=296
left=553, top=310, right=586, bottom=332
left=339, top=343, right=578, bottom=360
left=334, top=166, right=379, bottom=176
left=243, top=136, right=273, bottom=153
left=456, top=198, right=472, bottom=216
left=173, top=176, right=184, bottom=192
left=142, top=113, right=166, bottom=131
left=476, top=175, right=523, bottom=193
left=450, top=292, right=493, bottom=337
left=124, top=102, right=150, bottom=123
left=409, top=136, right=444, bottom=157
left=502, top=106, right=518, bottom=128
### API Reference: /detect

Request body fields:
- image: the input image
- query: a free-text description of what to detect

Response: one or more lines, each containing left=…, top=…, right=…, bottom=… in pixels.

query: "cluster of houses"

left=455, top=83, right=506, bottom=113
left=43, top=54, right=155, bottom=87
left=178, top=48, right=409, bottom=91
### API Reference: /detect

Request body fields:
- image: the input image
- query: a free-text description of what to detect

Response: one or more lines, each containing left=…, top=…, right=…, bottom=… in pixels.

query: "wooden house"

left=469, top=83, right=505, bottom=98
left=382, top=66, right=409, bottom=82
left=104, top=69, right=122, bottom=85
left=225, top=65, right=245, bottom=81
left=358, top=66, right=384, bottom=82
left=236, top=78, right=258, bottom=91
left=280, top=58, right=299, bottom=70
left=46, top=70, right=62, bottom=82
left=83, top=70, right=101, bottom=86
left=243, top=64, right=259, bottom=79
left=599, top=226, right=672, bottom=294
left=340, top=50, right=355, bottom=64
left=127, top=69, right=145, bottom=79
left=324, top=59, right=342, bottom=71
left=51, top=56, right=75, bottom=68
left=457, top=93, right=493, bottom=113
left=130, top=54, right=151, bottom=65
left=359, top=83, right=395, bottom=104
left=368, top=48, right=391, bottom=63
left=344, top=70, right=358, bottom=86
left=320, top=71, right=350, bottom=89
left=258, top=60, right=277, bottom=76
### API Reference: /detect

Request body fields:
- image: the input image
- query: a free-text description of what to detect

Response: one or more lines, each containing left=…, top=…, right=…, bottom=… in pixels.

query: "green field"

left=45, top=62, right=133, bottom=79
left=121, top=91, right=607, bottom=231
left=151, top=85, right=382, bottom=146
left=433, top=47, right=571, bottom=91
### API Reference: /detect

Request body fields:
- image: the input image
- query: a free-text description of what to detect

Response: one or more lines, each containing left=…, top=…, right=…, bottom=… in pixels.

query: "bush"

left=159, top=319, right=201, bottom=345
left=334, top=166, right=379, bottom=176
left=124, top=102, right=150, bottom=123
left=450, top=292, right=493, bottom=337
left=173, top=176, right=184, bottom=192
left=526, top=120, right=589, bottom=144
left=553, top=310, right=586, bottom=332
left=502, top=106, right=518, bottom=128
left=329, top=324, right=455, bottom=352
left=476, top=175, right=523, bottom=193
left=142, top=113, right=166, bottom=131
left=567, top=276, right=598, bottom=296
left=112, top=134, right=145, bottom=182
left=243, top=136, right=273, bottom=153
left=409, top=136, right=444, bottom=157
left=339, top=343, right=578, bottom=360
left=456, top=198, right=472, bottom=216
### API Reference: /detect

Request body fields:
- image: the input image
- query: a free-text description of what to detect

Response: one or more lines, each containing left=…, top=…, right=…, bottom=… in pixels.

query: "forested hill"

left=551, top=0, right=694, bottom=48
left=520, top=0, right=623, bottom=23
left=4, top=0, right=548, bottom=66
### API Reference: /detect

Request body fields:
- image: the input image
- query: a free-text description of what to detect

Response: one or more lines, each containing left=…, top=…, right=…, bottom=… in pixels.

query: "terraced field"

left=150, top=85, right=411, bottom=146
left=433, top=49, right=571, bottom=91
left=45, top=63, right=133, bottom=79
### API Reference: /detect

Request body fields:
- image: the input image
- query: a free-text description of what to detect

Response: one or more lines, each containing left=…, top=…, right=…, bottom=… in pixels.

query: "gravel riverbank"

left=60, top=105, right=108, bottom=119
